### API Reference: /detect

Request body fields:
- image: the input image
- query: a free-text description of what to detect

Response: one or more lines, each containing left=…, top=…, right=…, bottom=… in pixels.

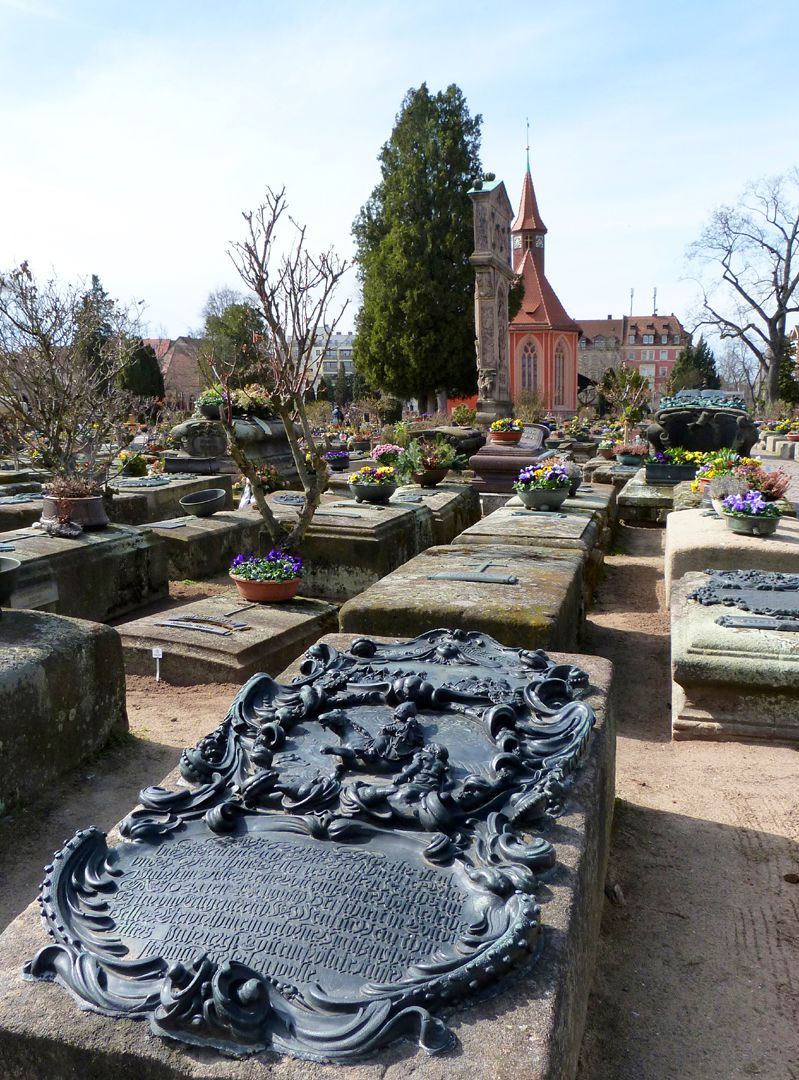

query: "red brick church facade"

left=508, top=164, right=579, bottom=414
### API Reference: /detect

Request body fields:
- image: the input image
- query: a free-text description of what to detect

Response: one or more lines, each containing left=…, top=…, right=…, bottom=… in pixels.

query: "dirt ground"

left=1, top=523, right=798, bottom=1078
left=576, top=525, right=799, bottom=1080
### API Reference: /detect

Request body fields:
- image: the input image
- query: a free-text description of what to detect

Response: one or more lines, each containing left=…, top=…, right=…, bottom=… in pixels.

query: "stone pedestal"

left=118, top=591, right=337, bottom=684
left=0, top=610, right=127, bottom=810
left=617, top=468, right=674, bottom=524
left=664, top=508, right=799, bottom=602
left=339, top=542, right=585, bottom=649
left=671, top=572, right=799, bottom=743
left=468, top=442, right=544, bottom=494
left=3, top=524, right=168, bottom=621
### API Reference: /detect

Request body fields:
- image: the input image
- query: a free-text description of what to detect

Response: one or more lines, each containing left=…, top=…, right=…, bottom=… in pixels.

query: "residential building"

left=576, top=313, right=691, bottom=400
left=311, top=331, right=355, bottom=390
left=508, top=162, right=579, bottom=414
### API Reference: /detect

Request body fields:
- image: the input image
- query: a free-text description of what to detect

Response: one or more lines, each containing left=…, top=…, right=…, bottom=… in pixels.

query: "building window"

left=554, top=341, right=566, bottom=406
left=594, top=335, right=604, bottom=346
left=579, top=337, right=586, bottom=349
left=659, top=366, right=669, bottom=376
left=642, top=334, right=654, bottom=344
left=673, top=335, right=681, bottom=345
left=661, top=334, right=668, bottom=345
left=660, top=350, right=668, bottom=361
left=520, top=340, right=538, bottom=389
left=627, top=351, right=635, bottom=362
left=627, top=333, right=635, bottom=345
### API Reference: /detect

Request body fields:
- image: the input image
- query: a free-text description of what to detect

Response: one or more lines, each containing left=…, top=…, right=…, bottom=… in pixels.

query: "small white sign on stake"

left=151, top=646, right=163, bottom=681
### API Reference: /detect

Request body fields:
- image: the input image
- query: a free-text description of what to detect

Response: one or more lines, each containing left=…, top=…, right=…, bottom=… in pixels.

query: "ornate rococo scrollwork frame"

left=25, top=630, right=596, bottom=1063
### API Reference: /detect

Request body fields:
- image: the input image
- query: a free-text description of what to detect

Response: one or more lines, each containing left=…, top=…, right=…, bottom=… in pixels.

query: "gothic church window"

left=521, top=340, right=538, bottom=389
left=554, top=341, right=566, bottom=406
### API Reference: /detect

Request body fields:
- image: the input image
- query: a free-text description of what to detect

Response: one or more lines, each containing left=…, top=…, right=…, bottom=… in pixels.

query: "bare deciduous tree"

left=211, top=187, right=350, bottom=549
left=689, top=169, right=799, bottom=404
left=0, top=263, right=140, bottom=475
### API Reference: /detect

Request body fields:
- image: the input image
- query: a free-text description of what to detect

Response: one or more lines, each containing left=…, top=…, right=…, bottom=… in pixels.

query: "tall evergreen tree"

left=201, top=296, right=266, bottom=385
left=666, top=336, right=721, bottom=393
left=118, top=339, right=164, bottom=398
left=777, top=334, right=799, bottom=406
left=352, top=84, right=482, bottom=409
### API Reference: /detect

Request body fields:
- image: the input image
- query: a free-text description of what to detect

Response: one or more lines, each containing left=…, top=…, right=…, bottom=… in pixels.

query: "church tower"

left=508, top=157, right=578, bottom=415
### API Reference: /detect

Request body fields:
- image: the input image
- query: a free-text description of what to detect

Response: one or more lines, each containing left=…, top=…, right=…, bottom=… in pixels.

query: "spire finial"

left=525, top=117, right=530, bottom=171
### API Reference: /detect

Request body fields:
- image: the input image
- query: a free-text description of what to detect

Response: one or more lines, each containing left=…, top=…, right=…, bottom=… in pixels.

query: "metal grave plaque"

left=689, top=569, right=799, bottom=618
left=25, top=629, right=596, bottom=1063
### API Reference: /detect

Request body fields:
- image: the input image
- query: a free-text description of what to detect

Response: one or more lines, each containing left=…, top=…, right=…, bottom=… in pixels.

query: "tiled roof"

left=143, top=338, right=172, bottom=361
left=510, top=251, right=578, bottom=332
left=577, top=318, right=624, bottom=342
left=511, top=167, right=547, bottom=234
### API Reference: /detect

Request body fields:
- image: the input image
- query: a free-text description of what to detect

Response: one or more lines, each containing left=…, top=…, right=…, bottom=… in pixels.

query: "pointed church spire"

left=512, top=161, right=547, bottom=235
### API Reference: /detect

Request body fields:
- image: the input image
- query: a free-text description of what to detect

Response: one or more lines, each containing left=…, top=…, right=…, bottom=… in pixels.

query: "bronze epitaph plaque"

left=26, top=630, right=596, bottom=1062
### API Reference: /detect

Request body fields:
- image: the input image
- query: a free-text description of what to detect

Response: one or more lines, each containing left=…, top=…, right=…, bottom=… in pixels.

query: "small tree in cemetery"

left=200, top=288, right=266, bottom=386
left=210, top=186, right=349, bottom=548
left=600, top=362, right=651, bottom=441
left=689, top=168, right=799, bottom=405
left=0, top=263, right=139, bottom=476
left=352, top=83, right=482, bottom=413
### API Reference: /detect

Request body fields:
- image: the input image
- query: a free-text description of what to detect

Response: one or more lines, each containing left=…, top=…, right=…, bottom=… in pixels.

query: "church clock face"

left=535, top=235, right=544, bottom=248
left=512, top=235, right=522, bottom=249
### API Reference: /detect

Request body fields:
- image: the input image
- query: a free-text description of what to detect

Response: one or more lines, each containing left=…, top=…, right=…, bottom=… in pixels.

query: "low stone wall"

left=144, top=510, right=264, bottom=581
left=671, top=573, right=799, bottom=743
left=664, top=508, right=799, bottom=602
left=0, top=610, right=127, bottom=811
left=0, top=638, right=615, bottom=1080
left=3, top=524, right=168, bottom=622
left=338, top=542, right=585, bottom=650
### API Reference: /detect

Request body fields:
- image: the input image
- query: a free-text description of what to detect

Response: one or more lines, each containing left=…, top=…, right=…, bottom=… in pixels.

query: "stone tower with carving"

left=468, top=178, right=515, bottom=424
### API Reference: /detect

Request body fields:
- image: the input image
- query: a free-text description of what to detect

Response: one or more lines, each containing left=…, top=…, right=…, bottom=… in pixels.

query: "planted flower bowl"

left=719, top=490, right=781, bottom=537
left=514, top=462, right=571, bottom=512
left=347, top=464, right=397, bottom=504
left=229, top=551, right=303, bottom=603
left=179, top=488, right=227, bottom=517
left=489, top=418, right=524, bottom=445
left=325, top=451, right=350, bottom=473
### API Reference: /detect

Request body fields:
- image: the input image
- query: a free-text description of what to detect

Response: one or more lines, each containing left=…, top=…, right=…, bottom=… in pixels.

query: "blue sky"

left=0, top=0, right=795, bottom=337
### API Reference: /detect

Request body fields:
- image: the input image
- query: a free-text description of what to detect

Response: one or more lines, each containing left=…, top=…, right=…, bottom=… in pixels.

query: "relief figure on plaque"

left=320, top=702, right=425, bottom=772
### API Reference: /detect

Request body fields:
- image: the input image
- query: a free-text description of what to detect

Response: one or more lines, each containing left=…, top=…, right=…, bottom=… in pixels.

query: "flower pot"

left=721, top=513, right=780, bottom=537
left=0, top=555, right=21, bottom=608
left=229, top=574, right=301, bottom=602
left=179, top=488, right=227, bottom=517
left=348, top=482, right=397, bottom=504
left=645, top=462, right=698, bottom=485
left=327, top=457, right=350, bottom=472
left=412, top=468, right=448, bottom=488
left=787, top=433, right=799, bottom=442
left=41, top=495, right=110, bottom=530
left=516, top=487, right=570, bottom=511
left=349, top=439, right=371, bottom=453
left=597, top=447, right=614, bottom=459
left=489, top=431, right=522, bottom=445
left=198, top=403, right=222, bottom=420
left=711, top=497, right=725, bottom=517
left=616, top=453, right=645, bottom=467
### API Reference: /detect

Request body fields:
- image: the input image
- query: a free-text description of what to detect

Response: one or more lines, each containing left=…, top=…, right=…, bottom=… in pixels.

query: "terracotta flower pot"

left=489, top=431, right=522, bottom=445
left=516, top=487, right=570, bottom=511
left=348, top=482, right=396, bottom=504
left=787, top=433, right=799, bottom=442
left=228, top=575, right=301, bottom=602
left=597, top=447, right=614, bottom=459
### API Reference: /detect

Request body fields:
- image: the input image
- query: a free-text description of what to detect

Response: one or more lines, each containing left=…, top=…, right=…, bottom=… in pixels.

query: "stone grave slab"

left=0, top=492, right=43, bottom=531
left=587, top=462, right=638, bottom=491
left=2, top=523, right=168, bottom=621
left=266, top=492, right=431, bottom=601
left=617, top=468, right=674, bottom=524
left=456, top=504, right=602, bottom=604
left=507, top=483, right=617, bottom=538
left=145, top=509, right=265, bottom=581
left=108, top=474, right=234, bottom=526
left=338, top=542, right=584, bottom=649
left=671, top=570, right=799, bottom=742
left=665, top=507, right=799, bottom=602
left=0, top=610, right=127, bottom=811
left=392, top=482, right=481, bottom=545
left=0, top=630, right=614, bottom=1080
left=117, top=590, right=337, bottom=684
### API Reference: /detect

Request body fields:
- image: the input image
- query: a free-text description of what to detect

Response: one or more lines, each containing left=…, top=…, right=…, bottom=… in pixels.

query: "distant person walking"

left=331, top=404, right=344, bottom=425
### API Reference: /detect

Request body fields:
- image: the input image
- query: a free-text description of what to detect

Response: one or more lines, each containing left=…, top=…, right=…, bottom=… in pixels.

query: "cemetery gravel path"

left=576, top=524, right=799, bottom=1080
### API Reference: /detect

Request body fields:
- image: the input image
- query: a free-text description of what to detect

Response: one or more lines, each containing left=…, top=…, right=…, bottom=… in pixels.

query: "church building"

left=508, top=162, right=579, bottom=414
